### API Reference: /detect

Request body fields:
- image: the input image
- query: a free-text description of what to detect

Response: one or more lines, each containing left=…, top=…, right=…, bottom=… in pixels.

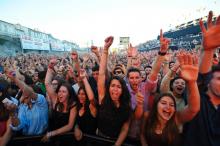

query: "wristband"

left=46, top=132, right=52, bottom=138
left=158, top=51, right=167, bottom=56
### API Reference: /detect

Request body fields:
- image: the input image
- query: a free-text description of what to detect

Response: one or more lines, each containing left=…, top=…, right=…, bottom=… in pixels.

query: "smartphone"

left=2, top=98, right=13, bottom=105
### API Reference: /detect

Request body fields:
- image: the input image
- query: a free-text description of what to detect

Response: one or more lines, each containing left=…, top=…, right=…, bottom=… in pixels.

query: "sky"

left=0, top=0, right=219, bottom=48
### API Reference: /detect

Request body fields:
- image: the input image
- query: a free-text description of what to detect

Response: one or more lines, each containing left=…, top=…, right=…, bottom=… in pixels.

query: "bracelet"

left=46, top=132, right=52, bottom=138
left=103, top=51, right=108, bottom=54
left=158, top=51, right=167, bottom=56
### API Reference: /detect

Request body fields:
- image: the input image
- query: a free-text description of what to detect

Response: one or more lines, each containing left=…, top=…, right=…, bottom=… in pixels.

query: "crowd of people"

left=0, top=11, right=220, bottom=146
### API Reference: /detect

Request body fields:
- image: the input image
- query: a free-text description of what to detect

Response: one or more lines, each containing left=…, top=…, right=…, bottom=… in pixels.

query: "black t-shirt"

left=76, top=103, right=97, bottom=135
left=97, top=97, right=130, bottom=138
left=183, top=93, right=220, bottom=146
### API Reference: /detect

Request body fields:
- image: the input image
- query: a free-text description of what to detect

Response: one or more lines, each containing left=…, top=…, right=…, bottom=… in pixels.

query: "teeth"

left=163, top=111, right=170, bottom=117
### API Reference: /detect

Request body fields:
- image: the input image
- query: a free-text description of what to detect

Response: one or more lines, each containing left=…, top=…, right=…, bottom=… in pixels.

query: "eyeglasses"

left=52, top=83, right=58, bottom=86
left=114, top=70, right=123, bottom=74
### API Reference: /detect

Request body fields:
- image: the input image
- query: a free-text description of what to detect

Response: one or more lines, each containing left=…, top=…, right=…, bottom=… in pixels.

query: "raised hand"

left=199, top=11, right=220, bottom=51
left=91, top=46, right=99, bottom=54
left=71, top=51, right=78, bottom=62
left=5, top=67, right=16, bottom=80
left=136, top=91, right=144, bottom=106
left=48, top=58, right=57, bottom=70
left=127, top=43, right=138, bottom=57
left=177, top=52, right=199, bottom=82
left=171, top=61, right=180, bottom=73
left=104, top=36, right=114, bottom=50
left=160, top=29, right=170, bottom=53
left=82, top=54, right=89, bottom=62
left=79, top=69, right=87, bottom=80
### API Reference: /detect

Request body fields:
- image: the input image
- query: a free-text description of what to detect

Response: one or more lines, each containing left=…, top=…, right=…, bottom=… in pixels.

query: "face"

left=78, top=89, right=86, bottom=104
left=209, top=71, right=220, bottom=98
left=92, top=71, right=99, bottom=81
left=109, top=79, right=122, bottom=102
left=114, top=69, right=124, bottom=78
left=57, top=86, right=69, bottom=103
left=169, top=62, right=175, bottom=69
left=157, top=96, right=175, bottom=122
left=58, top=66, right=64, bottom=75
left=131, top=57, right=140, bottom=67
left=128, top=72, right=141, bottom=92
left=20, top=92, right=31, bottom=104
left=172, top=78, right=185, bottom=95
left=145, top=67, right=152, bottom=76
left=52, top=80, right=58, bottom=90
left=157, top=73, right=162, bottom=82
left=140, top=70, right=146, bottom=81
left=32, top=73, right=38, bottom=82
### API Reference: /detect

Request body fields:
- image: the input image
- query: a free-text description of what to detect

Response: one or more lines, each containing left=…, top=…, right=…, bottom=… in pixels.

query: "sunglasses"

left=114, top=70, right=123, bottom=74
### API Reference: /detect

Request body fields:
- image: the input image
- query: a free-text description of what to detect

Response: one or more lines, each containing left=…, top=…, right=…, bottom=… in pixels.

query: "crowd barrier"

left=7, top=132, right=135, bottom=146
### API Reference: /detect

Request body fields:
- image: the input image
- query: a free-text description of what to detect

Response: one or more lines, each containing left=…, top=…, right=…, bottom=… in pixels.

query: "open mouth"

left=176, top=86, right=184, bottom=92
left=132, top=84, right=138, bottom=89
left=162, top=110, right=172, bottom=118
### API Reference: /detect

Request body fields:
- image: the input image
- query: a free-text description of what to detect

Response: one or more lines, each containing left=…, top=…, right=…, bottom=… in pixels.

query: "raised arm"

left=91, top=46, right=101, bottom=63
left=127, top=43, right=140, bottom=69
left=176, top=52, right=200, bottom=124
left=45, top=59, right=58, bottom=106
left=80, top=69, right=97, bottom=117
left=70, top=51, right=81, bottom=76
left=148, top=29, right=170, bottom=82
left=6, top=70, right=37, bottom=101
left=97, top=36, right=114, bottom=104
left=199, top=11, right=220, bottom=73
left=160, top=62, right=180, bottom=93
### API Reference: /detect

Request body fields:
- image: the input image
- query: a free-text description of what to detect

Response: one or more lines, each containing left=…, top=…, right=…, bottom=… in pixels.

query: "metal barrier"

left=8, top=132, right=135, bottom=146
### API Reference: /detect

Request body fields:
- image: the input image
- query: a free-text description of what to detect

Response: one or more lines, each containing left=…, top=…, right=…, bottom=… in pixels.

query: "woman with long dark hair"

left=141, top=52, right=200, bottom=146
left=97, top=36, right=131, bottom=146
left=74, top=69, right=97, bottom=141
left=42, top=59, right=78, bottom=144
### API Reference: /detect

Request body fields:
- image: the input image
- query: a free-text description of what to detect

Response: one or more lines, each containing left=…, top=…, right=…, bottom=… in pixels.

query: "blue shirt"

left=10, top=94, right=48, bottom=135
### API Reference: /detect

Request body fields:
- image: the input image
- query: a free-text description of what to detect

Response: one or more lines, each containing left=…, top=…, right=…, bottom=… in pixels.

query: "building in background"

left=0, top=20, right=79, bottom=56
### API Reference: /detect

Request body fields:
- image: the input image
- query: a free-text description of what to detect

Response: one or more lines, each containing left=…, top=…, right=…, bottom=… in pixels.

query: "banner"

left=50, top=41, right=64, bottom=51
left=119, top=37, right=130, bottom=45
left=20, top=35, right=50, bottom=50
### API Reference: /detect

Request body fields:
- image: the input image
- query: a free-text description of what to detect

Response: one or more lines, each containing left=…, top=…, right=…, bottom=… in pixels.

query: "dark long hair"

left=145, top=93, right=179, bottom=145
left=77, top=87, right=89, bottom=110
left=104, top=76, right=131, bottom=122
left=55, top=82, right=77, bottom=112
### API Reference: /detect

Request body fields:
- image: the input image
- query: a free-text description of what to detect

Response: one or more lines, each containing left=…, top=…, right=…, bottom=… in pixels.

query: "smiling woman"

left=143, top=93, right=179, bottom=146
left=140, top=52, right=200, bottom=146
